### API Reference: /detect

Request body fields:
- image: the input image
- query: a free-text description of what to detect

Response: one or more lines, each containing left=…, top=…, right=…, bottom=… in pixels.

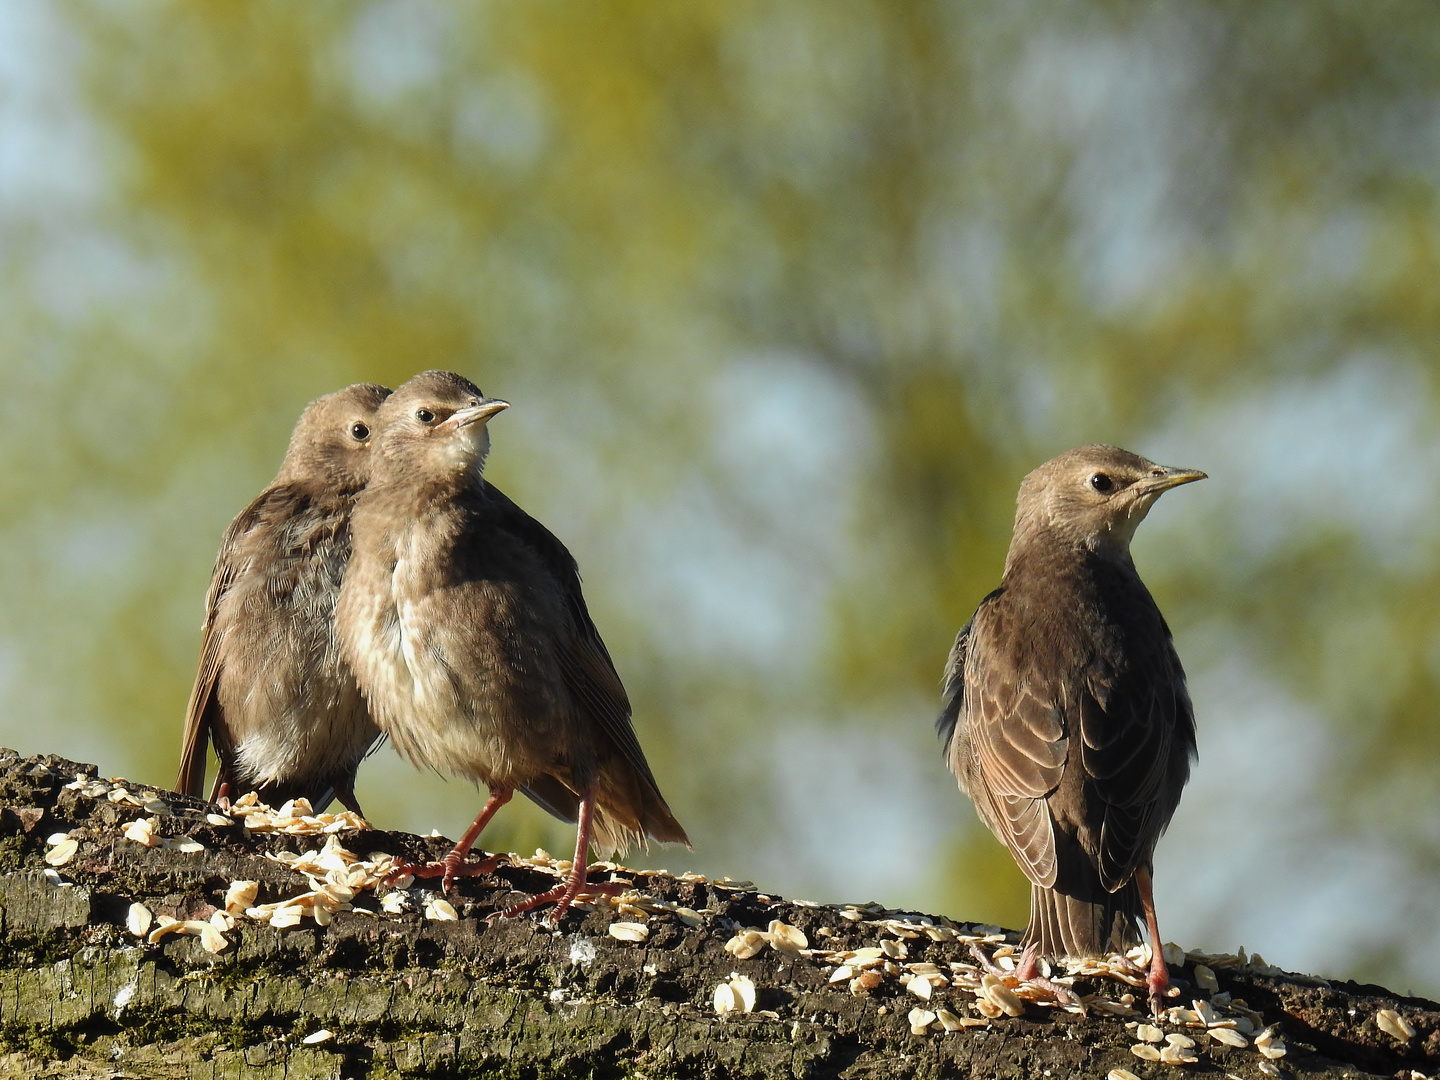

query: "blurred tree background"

left=2, top=0, right=1438, bottom=994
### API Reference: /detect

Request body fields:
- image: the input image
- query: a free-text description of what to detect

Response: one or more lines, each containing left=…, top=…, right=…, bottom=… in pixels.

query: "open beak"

left=1137, top=465, right=1207, bottom=495
left=452, top=399, right=510, bottom=428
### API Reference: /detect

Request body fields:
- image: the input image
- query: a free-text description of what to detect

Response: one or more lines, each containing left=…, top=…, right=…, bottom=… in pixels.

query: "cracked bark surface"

left=0, top=748, right=1435, bottom=1080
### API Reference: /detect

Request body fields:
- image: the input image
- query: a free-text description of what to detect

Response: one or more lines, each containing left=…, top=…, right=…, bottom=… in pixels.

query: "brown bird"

left=337, top=369, right=688, bottom=922
left=937, top=445, right=1204, bottom=1011
left=176, top=383, right=391, bottom=815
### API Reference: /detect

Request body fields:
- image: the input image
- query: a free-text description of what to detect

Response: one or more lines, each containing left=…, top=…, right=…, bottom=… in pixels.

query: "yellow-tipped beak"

left=1139, top=466, right=1207, bottom=494
left=453, top=399, right=510, bottom=427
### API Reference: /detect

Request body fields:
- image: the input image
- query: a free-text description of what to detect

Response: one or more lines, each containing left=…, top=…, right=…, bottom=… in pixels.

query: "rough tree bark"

left=0, top=749, right=1434, bottom=1080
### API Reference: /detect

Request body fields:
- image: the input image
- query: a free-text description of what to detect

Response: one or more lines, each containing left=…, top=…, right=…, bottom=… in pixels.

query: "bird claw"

left=489, top=876, right=630, bottom=926
left=970, top=942, right=1078, bottom=1007
left=382, top=852, right=504, bottom=892
left=1147, top=962, right=1171, bottom=1019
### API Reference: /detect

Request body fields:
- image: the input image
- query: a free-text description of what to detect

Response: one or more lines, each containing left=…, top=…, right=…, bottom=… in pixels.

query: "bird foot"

left=382, top=851, right=504, bottom=893
left=969, top=943, right=1077, bottom=1007
left=491, top=876, right=629, bottom=926
left=1146, top=953, right=1171, bottom=1019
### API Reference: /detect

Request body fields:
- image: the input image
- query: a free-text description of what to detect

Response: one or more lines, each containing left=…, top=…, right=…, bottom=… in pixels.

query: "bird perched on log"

left=337, top=369, right=688, bottom=923
left=177, top=383, right=391, bottom=815
left=937, top=444, right=1204, bottom=1012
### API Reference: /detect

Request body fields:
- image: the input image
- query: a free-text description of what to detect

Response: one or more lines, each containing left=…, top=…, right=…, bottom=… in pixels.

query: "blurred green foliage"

left=1, top=0, right=1438, bottom=993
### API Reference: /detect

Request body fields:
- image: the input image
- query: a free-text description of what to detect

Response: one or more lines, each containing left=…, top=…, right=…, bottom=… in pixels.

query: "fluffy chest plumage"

left=347, top=523, right=457, bottom=718
left=341, top=506, right=574, bottom=785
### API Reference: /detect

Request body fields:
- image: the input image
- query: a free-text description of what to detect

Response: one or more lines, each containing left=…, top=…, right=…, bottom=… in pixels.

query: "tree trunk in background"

left=0, top=749, right=1433, bottom=1079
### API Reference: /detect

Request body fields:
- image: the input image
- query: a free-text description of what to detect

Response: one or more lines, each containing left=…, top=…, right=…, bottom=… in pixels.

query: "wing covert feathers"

left=485, top=483, right=689, bottom=850
left=939, top=556, right=1194, bottom=959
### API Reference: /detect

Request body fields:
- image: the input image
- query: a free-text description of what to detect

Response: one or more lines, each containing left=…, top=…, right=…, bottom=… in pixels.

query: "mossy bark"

left=0, top=749, right=1434, bottom=1080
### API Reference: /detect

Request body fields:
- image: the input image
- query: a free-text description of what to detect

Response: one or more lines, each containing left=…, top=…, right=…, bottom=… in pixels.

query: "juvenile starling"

left=337, top=369, right=688, bottom=922
left=176, top=383, right=391, bottom=814
left=937, top=445, right=1204, bottom=1010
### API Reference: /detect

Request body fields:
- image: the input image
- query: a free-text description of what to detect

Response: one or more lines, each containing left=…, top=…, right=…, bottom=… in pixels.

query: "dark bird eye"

left=1089, top=473, right=1113, bottom=493
left=416, top=408, right=435, bottom=423
left=350, top=422, right=370, bottom=441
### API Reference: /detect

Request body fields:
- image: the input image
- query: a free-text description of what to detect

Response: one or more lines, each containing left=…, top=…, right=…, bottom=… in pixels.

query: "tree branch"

left=0, top=749, right=1434, bottom=1079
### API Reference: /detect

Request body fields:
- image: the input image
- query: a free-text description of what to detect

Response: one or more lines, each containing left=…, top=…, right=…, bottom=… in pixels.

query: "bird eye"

left=416, top=408, right=435, bottom=423
left=1089, top=473, right=1113, bottom=493
left=350, top=422, right=370, bottom=441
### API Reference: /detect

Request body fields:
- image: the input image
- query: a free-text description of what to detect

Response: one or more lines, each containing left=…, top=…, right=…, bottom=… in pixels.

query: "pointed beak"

left=1138, top=465, right=1207, bottom=495
left=452, top=399, right=510, bottom=428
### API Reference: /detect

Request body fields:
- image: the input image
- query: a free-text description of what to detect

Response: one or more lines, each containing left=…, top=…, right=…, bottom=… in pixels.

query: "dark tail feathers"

left=1023, top=878, right=1143, bottom=959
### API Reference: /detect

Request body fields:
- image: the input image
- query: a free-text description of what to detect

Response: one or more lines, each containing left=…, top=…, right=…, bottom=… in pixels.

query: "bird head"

left=1011, top=444, right=1206, bottom=562
left=277, top=382, right=393, bottom=492
left=372, top=369, right=509, bottom=483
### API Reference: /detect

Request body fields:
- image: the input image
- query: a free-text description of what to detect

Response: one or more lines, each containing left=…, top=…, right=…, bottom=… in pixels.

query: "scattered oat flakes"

left=1376, top=1008, right=1415, bottom=1041
left=713, top=973, right=757, bottom=1016
left=904, top=974, right=933, bottom=1001
left=1159, top=1042, right=1198, bottom=1065
left=907, top=1008, right=936, bottom=1035
left=270, top=908, right=303, bottom=930
left=423, top=898, right=458, bottom=921
left=196, top=922, right=228, bottom=953
left=713, top=982, right=738, bottom=1015
left=729, top=974, right=756, bottom=1012
left=1130, top=1043, right=1161, bottom=1062
left=608, top=921, right=649, bottom=942
left=44, top=837, right=78, bottom=866
left=724, top=930, right=767, bottom=960
left=981, top=974, right=1025, bottom=1017
left=123, top=818, right=160, bottom=847
left=146, top=916, right=183, bottom=944
left=973, top=996, right=1004, bottom=1019
left=302, top=1029, right=333, bottom=1045
left=225, top=881, right=259, bottom=914
left=934, top=1009, right=963, bottom=1032
left=126, top=903, right=152, bottom=937
left=849, top=971, right=883, bottom=995
left=767, top=919, right=807, bottom=953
